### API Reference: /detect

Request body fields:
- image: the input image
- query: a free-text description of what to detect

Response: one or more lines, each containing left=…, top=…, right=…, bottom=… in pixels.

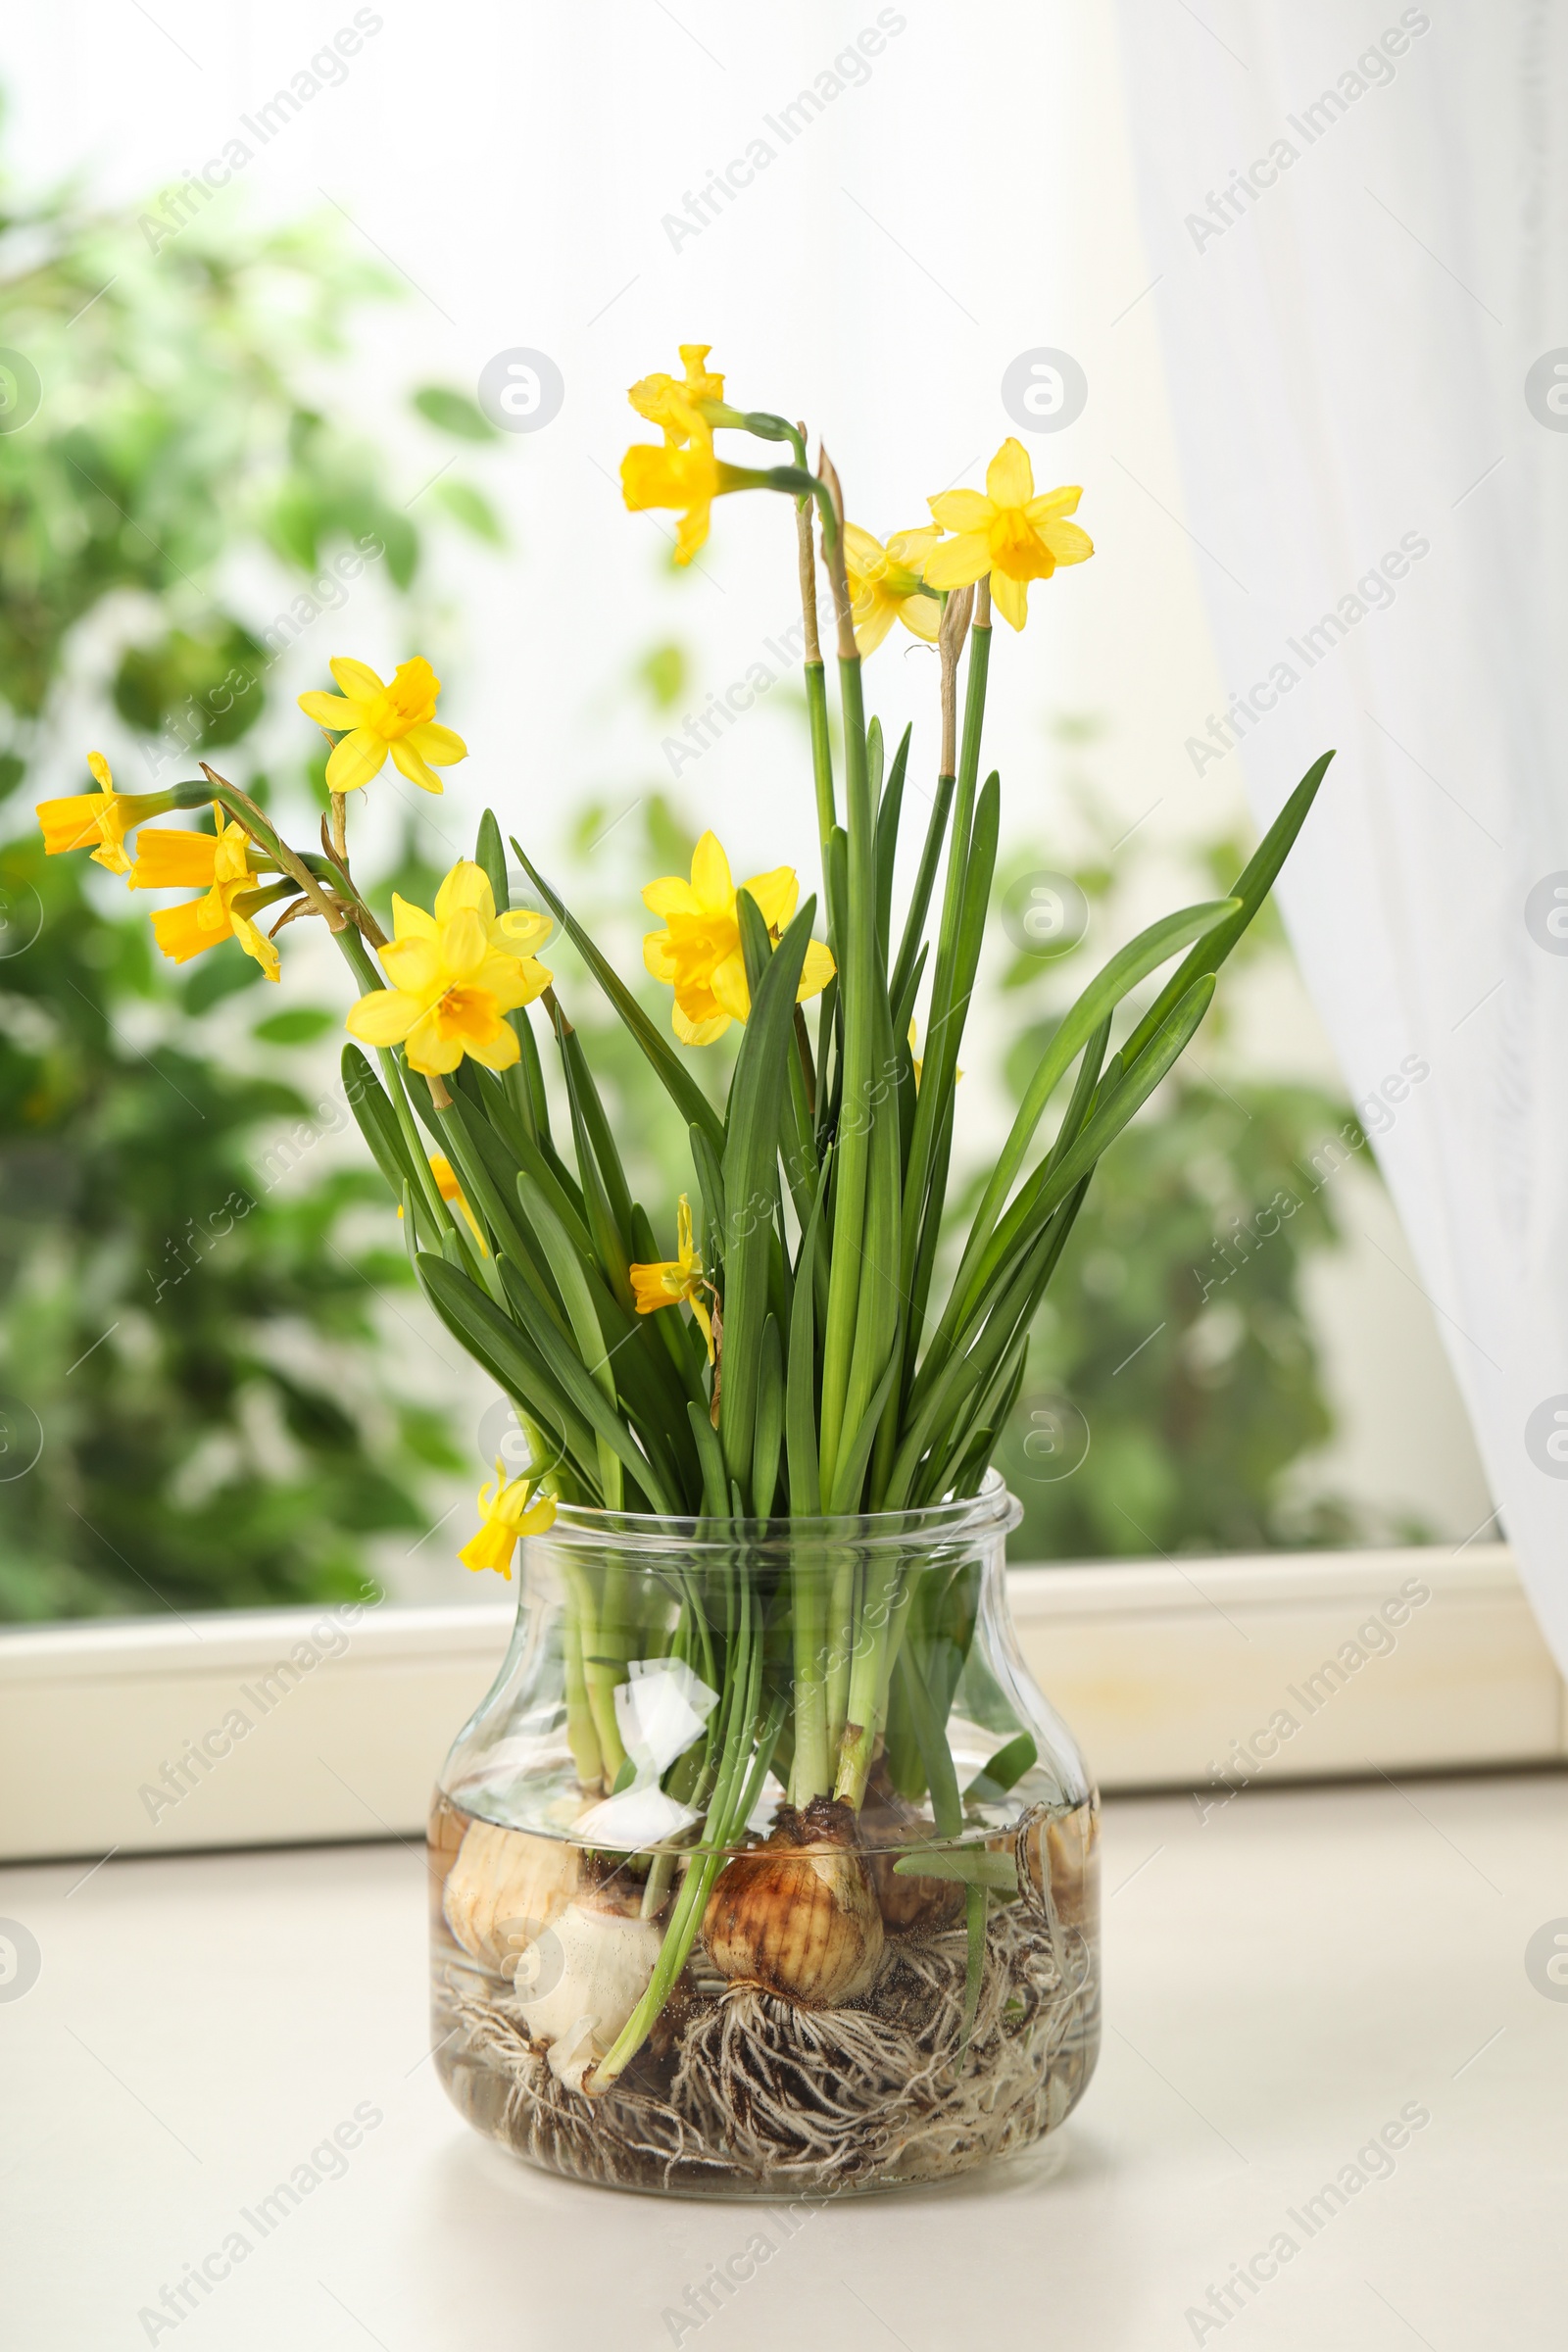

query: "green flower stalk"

left=42, top=339, right=1331, bottom=2101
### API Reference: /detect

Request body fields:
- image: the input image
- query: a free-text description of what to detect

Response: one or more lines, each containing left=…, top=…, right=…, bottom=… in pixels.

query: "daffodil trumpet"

left=62, top=348, right=1328, bottom=2147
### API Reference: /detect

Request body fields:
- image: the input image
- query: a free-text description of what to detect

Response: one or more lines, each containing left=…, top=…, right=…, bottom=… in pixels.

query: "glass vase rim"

left=527, top=1469, right=1021, bottom=1555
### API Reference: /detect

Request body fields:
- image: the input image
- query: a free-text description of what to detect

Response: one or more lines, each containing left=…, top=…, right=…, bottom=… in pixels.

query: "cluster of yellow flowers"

left=34, top=341, right=1094, bottom=1574
left=618, top=342, right=1092, bottom=640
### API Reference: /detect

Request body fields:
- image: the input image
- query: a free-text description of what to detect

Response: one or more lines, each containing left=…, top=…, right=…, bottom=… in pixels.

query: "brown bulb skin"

left=703, top=1797, right=885, bottom=2008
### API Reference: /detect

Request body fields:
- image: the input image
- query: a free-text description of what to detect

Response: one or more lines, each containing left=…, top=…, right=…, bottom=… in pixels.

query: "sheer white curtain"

left=1116, top=1, right=1568, bottom=1664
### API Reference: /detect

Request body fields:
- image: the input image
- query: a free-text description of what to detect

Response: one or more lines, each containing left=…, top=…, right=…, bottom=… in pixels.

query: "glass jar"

left=429, top=1476, right=1100, bottom=2196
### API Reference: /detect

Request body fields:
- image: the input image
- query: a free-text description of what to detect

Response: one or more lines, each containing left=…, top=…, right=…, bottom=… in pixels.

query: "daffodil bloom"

left=628, top=343, right=725, bottom=446
left=35, top=754, right=179, bottom=876
left=843, top=524, right=943, bottom=657
left=629, top=1194, right=715, bottom=1360
left=458, top=1463, right=557, bottom=1579
left=345, top=858, right=552, bottom=1079
left=297, top=656, right=467, bottom=795
left=642, top=830, right=835, bottom=1045
left=924, top=439, right=1093, bottom=630
left=136, top=808, right=285, bottom=982
left=397, top=1154, right=488, bottom=1251
left=620, top=435, right=760, bottom=566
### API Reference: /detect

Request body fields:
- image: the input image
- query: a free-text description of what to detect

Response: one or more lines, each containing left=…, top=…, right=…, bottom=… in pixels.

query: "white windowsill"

left=0, top=1542, right=1557, bottom=1864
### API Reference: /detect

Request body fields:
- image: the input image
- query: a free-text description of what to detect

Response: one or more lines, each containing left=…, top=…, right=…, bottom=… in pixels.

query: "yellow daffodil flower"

left=629, top=1194, right=715, bottom=1360
left=843, top=524, right=943, bottom=657
left=642, top=830, right=835, bottom=1045
left=924, top=439, right=1094, bottom=630
left=345, top=858, right=552, bottom=1079
left=297, top=656, right=467, bottom=795
left=397, top=1154, right=488, bottom=1252
left=620, top=434, right=758, bottom=566
left=135, top=808, right=283, bottom=982
left=458, top=1463, right=557, bottom=1579
left=628, top=343, right=725, bottom=446
left=35, top=754, right=176, bottom=876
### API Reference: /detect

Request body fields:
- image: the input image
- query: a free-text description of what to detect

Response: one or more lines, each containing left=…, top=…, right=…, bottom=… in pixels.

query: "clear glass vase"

left=429, top=1475, right=1100, bottom=2196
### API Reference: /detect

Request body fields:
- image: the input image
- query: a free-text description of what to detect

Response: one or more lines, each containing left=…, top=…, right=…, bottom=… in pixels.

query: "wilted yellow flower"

left=628, top=343, right=725, bottom=446
left=137, top=808, right=282, bottom=982
left=629, top=1195, right=715, bottom=1361
left=345, top=858, right=552, bottom=1078
left=458, top=1463, right=556, bottom=1579
left=642, top=830, right=835, bottom=1045
left=398, top=1153, right=488, bottom=1252
left=297, top=657, right=467, bottom=795
left=843, top=524, right=942, bottom=656
left=35, top=754, right=170, bottom=875
left=924, top=439, right=1093, bottom=630
left=620, top=435, right=756, bottom=566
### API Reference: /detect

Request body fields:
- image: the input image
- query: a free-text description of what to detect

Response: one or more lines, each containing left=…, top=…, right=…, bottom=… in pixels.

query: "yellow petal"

left=988, top=569, right=1030, bottom=630
left=460, top=1021, right=523, bottom=1074
left=1025, top=485, right=1083, bottom=522
left=710, top=947, right=751, bottom=1025
left=986, top=437, right=1035, bottom=508
left=842, top=521, right=887, bottom=570
left=689, top=831, right=733, bottom=911
left=927, top=488, right=992, bottom=534
left=643, top=875, right=702, bottom=918
left=390, top=738, right=444, bottom=795
left=886, top=525, right=941, bottom=568
left=150, top=899, right=226, bottom=963
left=328, top=658, right=387, bottom=700
left=127, top=828, right=221, bottom=891
left=403, top=721, right=467, bottom=767
left=345, top=988, right=419, bottom=1048
left=437, top=906, right=490, bottom=984
left=853, top=597, right=899, bottom=658
left=673, top=1001, right=731, bottom=1047
left=325, top=730, right=388, bottom=793
left=297, top=690, right=357, bottom=730
left=86, top=752, right=113, bottom=790
left=433, top=859, right=496, bottom=925
left=402, top=1006, right=466, bottom=1076
left=380, top=932, right=443, bottom=994
left=740, top=864, right=799, bottom=932
left=496, top=907, right=552, bottom=955
left=1040, top=518, right=1095, bottom=566
left=389, top=893, right=438, bottom=943
left=644, top=928, right=680, bottom=983
left=796, top=939, right=837, bottom=1004
left=230, top=912, right=281, bottom=982
left=898, top=592, right=943, bottom=645
left=923, top=532, right=992, bottom=590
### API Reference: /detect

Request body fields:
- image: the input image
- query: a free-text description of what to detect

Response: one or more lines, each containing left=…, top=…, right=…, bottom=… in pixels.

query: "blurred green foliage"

left=987, top=719, right=1380, bottom=1559
left=0, top=130, right=501, bottom=1618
